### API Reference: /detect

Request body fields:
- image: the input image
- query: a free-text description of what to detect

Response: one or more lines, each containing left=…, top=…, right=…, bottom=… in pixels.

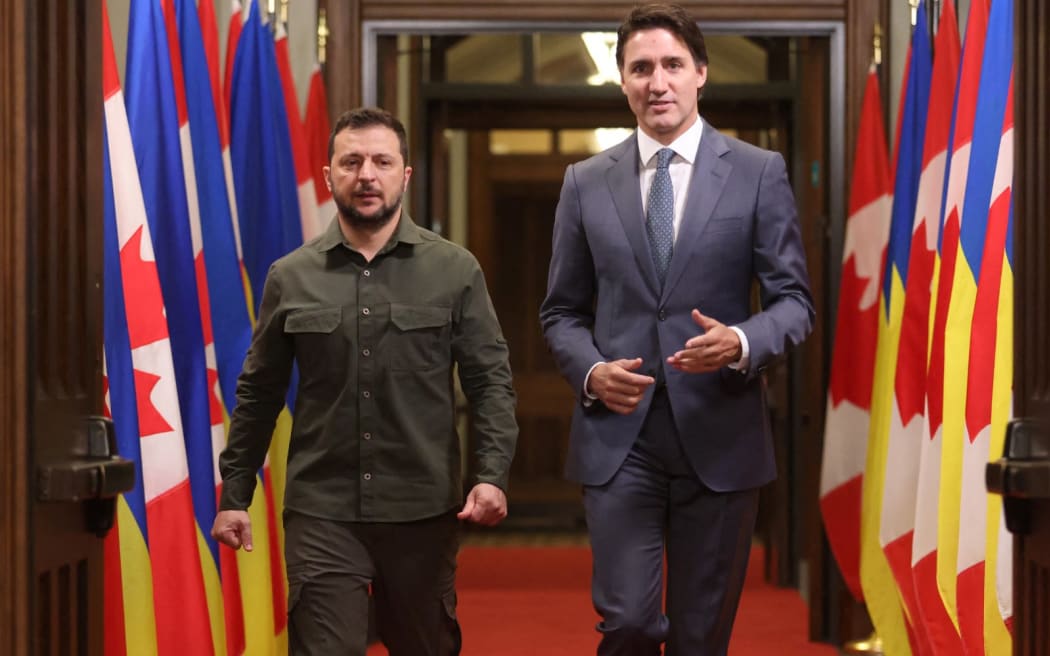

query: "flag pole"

left=844, top=633, right=885, bottom=655
left=317, top=7, right=328, bottom=65
left=841, top=25, right=887, bottom=656
left=874, top=23, right=883, bottom=66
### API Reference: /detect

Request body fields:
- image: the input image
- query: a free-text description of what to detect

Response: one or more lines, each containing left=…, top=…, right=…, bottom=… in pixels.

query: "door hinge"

left=37, top=415, right=136, bottom=537
left=986, top=417, right=1050, bottom=535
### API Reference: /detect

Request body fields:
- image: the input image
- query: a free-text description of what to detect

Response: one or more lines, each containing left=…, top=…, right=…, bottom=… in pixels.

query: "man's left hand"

left=667, top=309, right=742, bottom=373
left=457, top=482, right=508, bottom=526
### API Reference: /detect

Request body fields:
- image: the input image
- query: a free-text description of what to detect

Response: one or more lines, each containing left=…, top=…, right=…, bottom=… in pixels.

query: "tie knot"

left=656, top=148, right=675, bottom=169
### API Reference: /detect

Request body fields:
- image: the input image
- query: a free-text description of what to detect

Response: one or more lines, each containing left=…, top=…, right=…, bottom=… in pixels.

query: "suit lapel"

left=606, top=136, right=661, bottom=296
left=661, top=121, right=732, bottom=301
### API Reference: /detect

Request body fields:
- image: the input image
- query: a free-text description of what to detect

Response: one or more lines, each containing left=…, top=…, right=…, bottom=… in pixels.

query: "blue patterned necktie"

left=646, top=147, right=676, bottom=284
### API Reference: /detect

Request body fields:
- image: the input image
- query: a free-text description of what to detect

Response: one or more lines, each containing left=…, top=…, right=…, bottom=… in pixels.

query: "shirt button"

left=362, top=348, right=371, bottom=357
left=658, top=309, right=667, bottom=321
left=362, top=307, right=370, bottom=316
left=362, top=391, right=371, bottom=399
left=363, top=432, right=372, bottom=440
left=363, top=270, right=371, bottom=277
left=363, top=473, right=372, bottom=481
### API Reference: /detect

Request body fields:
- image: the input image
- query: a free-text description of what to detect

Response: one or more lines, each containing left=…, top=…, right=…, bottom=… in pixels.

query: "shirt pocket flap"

left=284, top=307, right=342, bottom=333
left=390, top=304, right=451, bottom=331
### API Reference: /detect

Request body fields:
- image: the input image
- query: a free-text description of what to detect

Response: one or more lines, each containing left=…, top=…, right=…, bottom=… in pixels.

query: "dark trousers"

left=284, top=509, right=462, bottom=656
left=583, top=390, right=760, bottom=656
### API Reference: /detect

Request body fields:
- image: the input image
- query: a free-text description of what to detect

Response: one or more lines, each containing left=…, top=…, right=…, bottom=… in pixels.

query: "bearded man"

left=212, top=107, right=518, bottom=656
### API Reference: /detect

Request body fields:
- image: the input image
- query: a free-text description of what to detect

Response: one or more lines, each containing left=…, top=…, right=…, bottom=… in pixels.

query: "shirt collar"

left=316, top=210, right=425, bottom=253
left=637, top=115, right=704, bottom=167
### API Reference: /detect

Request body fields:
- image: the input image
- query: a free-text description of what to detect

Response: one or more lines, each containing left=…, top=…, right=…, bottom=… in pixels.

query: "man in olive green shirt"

left=211, top=107, right=518, bottom=656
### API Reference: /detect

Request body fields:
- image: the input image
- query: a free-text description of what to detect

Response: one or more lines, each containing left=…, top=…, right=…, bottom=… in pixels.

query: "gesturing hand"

left=587, top=358, right=656, bottom=415
left=667, top=310, right=742, bottom=374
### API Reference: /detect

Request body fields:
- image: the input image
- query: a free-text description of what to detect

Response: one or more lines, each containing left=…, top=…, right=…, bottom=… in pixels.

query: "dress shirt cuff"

left=218, top=476, right=257, bottom=512
left=727, top=326, right=750, bottom=372
left=473, top=458, right=512, bottom=493
left=582, top=361, right=603, bottom=406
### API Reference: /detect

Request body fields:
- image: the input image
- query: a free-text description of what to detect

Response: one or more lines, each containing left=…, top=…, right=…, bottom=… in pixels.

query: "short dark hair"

left=615, top=3, right=709, bottom=70
left=327, top=107, right=409, bottom=164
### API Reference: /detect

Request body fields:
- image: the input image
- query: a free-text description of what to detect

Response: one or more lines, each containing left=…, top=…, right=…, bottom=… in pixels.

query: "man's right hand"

left=211, top=510, right=253, bottom=551
left=586, top=358, right=655, bottom=415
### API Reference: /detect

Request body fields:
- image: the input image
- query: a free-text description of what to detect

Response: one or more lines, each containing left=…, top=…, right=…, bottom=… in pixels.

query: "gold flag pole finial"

left=844, top=631, right=885, bottom=655
left=909, top=0, right=921, bottom=27
left=317, top=8, right=329, bottom=65
left=279, top=0, right=288, bottom=25
left=873, top=24, right=883, bottom=66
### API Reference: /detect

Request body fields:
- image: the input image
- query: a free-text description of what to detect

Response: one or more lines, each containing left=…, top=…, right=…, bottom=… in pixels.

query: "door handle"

left=986, top=417, right=1050, bottom=535
left=37, top=415, right=136, bottom=537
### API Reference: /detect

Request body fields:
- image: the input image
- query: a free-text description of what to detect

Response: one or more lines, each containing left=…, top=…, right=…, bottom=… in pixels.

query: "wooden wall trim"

left=361, top=1, right=845, bottom=21
left=1014, top=1, right=1049, bottom=646
left=1015, top=0, right=1048, bottom=416
left=845, top=0, right=888, bottom=185
left=329, top=2, right=853, bottom=107
left=0, top=0, right=30, bottom=652
left=324, top=0, right=362, bottom=112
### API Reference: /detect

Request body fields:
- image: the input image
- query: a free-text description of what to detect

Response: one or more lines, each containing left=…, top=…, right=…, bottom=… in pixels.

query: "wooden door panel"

left=1016, top=504, right=1050, bottom=656
left=1009, top=0, right=1050, bottom=652
left=23, top=1, right=105, bottom=653
left=0, top=0, right=31, bottom=650
left=486, top=176, right=583, bottom=523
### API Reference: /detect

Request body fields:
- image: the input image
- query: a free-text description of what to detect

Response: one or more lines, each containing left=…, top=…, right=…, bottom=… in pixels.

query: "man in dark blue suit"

left=540, top=4, right=815, bottom=654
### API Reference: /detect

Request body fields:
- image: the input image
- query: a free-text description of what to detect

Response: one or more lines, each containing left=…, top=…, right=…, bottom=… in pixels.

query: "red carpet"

left=368, top=545, right=837, bottom=655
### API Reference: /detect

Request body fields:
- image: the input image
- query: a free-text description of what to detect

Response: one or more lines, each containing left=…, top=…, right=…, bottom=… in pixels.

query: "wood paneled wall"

left=1, top=0, right=103, bottom=652
left=846, top=0, right=889, bottom=180
left=1015, top=0, right=1048, bottom=419
left=0, top=0, right=30, bottom=653
left=1014, top=2, right=1050, bottom=651
left=364, top=0, right=845, bottom=20
left=322, top=0, right=362, bottom=126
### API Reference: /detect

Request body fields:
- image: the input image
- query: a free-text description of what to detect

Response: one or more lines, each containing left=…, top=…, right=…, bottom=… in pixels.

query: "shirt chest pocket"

left=284, top=306, right=347, bottom=380
left=388, top=303, right=452, bottom=371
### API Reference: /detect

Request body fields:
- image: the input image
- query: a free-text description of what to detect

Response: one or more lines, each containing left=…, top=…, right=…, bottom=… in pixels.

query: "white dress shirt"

left=637, top=116, right=703, bottom=242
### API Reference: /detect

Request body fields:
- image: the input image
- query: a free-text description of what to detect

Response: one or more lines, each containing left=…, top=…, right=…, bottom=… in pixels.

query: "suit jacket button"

left=658, top=309, right=667, bottom=321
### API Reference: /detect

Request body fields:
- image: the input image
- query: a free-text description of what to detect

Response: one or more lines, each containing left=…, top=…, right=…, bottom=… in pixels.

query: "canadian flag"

left=819, top=65, right=892, bottom=602
left=305, top=62, right=337, bottom=225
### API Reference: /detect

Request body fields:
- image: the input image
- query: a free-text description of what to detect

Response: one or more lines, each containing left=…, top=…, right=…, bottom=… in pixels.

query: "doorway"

left=361, top=24, right=843, bottom=556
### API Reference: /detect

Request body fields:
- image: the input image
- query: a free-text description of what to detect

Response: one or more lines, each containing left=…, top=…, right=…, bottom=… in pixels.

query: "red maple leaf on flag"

left=120, top=226, right=169, bottom=350
left=206, top=367, right=223, bottom=424
left=132, top=368, right=174, bottom=438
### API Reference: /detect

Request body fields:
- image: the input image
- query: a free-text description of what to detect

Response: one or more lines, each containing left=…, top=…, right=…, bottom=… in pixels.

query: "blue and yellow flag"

left=860, top=3, right=932, bottom=653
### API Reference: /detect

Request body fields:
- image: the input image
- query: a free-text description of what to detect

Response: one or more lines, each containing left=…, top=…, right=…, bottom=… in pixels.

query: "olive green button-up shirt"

left=218, top=214, right=518, bottom=522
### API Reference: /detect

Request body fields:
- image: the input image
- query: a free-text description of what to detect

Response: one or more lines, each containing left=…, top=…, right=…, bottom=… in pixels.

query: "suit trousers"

left=284, top=509, right=462, bottom=656
left=583, top=389, right=760, bottom=656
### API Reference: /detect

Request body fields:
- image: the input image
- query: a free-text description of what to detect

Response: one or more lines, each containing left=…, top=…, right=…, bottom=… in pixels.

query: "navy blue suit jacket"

left=540, top=121, right=815, bottom=491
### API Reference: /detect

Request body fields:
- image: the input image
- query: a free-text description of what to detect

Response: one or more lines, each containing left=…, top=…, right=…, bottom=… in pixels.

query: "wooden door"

left=1, top=1, right=114, bottom=653
left=1001, top=1, right=1050, bottom=651
left=468, top=135, right=585, bottom=527
left=27, top=0, right=110, bottom=652
left=1015, top=510, right=1050, bottom=656
left=0, top=0, right=31, bottom=650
